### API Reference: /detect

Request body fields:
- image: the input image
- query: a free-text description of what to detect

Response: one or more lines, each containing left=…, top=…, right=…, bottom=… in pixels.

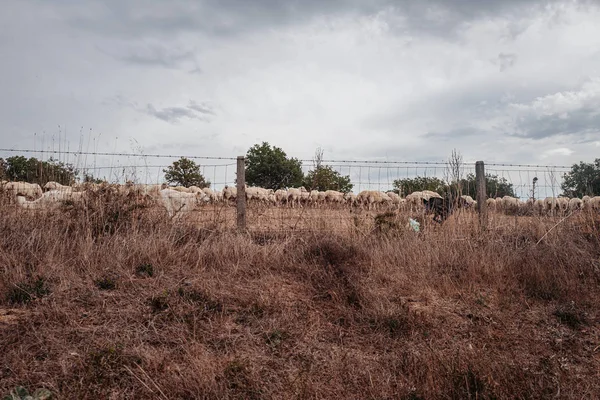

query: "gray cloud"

left=507, top=78, right=600, bottom=139
left=3, top=0, right=600, bottom=175
left=497, top=53, right=517, bottom=72
left=101, top=43, right=198, bottom=69
left=143, top=101, right=215, bottom=123
left=43, top=0, right=574, bottom=40
left=423, top=127, right=480, bottom=139
left=512, top=108, right=600, bottom=139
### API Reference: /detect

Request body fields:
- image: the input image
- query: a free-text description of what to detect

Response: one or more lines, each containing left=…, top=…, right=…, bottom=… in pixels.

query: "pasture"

left=1, top=192, right=599, bottom=399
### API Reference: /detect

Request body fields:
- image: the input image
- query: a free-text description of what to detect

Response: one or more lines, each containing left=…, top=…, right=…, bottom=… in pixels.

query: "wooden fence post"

left=236, top=156, right=246, bottom=232
left=475, top=161, right=487, bottom=230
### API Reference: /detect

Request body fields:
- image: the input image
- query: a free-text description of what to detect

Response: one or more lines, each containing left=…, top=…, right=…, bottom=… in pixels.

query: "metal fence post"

left=236, top=156, right=246, bottom=232
left=475, top=161, right=487, bottom=230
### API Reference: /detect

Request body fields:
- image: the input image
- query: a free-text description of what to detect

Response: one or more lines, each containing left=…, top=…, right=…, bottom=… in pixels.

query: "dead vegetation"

left=0, top=197, right=599, bottom=399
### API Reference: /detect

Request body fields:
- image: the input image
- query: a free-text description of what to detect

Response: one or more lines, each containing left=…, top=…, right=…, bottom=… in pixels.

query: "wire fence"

left=0, top=147, right=585, bottom=233
left=0, top=148, right=573, bottom=198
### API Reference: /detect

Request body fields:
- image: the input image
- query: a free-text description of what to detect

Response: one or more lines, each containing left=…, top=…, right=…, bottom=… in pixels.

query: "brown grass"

left=1, top=196, right=599, bottom=399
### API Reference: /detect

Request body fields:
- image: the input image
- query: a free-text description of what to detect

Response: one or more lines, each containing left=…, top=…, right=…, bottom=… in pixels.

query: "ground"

left=0, top=200, right=599, bottom=399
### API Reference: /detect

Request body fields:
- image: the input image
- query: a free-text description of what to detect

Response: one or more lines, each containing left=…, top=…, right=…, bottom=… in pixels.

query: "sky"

left=1, top=0, right=599, bottom=191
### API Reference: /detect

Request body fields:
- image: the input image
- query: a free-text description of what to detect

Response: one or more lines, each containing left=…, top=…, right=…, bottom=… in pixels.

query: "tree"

left=0, top=158, right=7, bottom=180
left=444, top=149, right=464, bottom=197
left=392, top=176, right=447, bottom=196
left=459, top=173, right=515, bottom=199
left=245, top=142, right=304, bottom=190
left=3, top=156, right=76, bottom=186
left=163, top=157, right=210, bottom=188
left=561, top=159, right=600, bottom=197
left=303, top=148, right=353, bottom=193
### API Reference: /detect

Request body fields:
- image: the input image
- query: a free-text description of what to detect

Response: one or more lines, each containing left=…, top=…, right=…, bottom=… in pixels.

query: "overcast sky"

left=2, top=0, right=600, bottom=173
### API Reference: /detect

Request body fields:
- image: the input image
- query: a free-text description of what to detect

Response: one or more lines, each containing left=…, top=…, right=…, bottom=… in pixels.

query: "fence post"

left=236, top=156, right=246, bottom=232
left=475, top=161, right=487, bottom=230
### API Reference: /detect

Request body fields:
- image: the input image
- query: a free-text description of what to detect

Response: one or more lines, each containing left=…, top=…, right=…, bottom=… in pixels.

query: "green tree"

left=245, top=142, right=304, bottom=189
left=392, top=176, right=447, bottom=196
left=303, top=147, right=353, bottom=192
left=4, top=156, right=76, bottom=185
left=0, top=158, right=7, bottom=180
left=561, top=159, right=600, bottom=197
left=303, top=166, right=353, bottom=193
left=458, top=173, right=515, bottom=199
left=163, top=157, right=210, bottom=188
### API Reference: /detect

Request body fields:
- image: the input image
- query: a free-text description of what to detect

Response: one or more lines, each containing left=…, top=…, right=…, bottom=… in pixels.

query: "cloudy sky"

left=2, top=0, right=600, bottom=176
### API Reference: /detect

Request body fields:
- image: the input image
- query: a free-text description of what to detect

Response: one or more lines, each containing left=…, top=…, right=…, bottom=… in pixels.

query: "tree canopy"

left=245, top=142, right=304, bottom=190
left=302, top=148, right=353, bottom=193
left=392, top=173, right=515, bottom=198
left=163, top=157, right=210, bottom=188
left=561, top=159, right=600, bottom=197
left=459, top=173, right=515, bottom=199
left=0, top=156, right=76, bottom=186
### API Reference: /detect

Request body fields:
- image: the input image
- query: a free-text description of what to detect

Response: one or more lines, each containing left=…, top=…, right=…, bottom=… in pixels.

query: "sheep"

left=2, top=182, right=43, bottom=201
left=299, top=190, right=311, bottom=206
left=357, top=190, right=388, bottom=211
left=129, top=184, right=165, bottom=199
left=159, top=188, right=208, bottom=218
left=199, top=187, right=214, bottom=203
left=286, top=187, right=307, bottom=208
left=222, top=186, right=237, bottom=203
left=43, top=181, right=73, bottom=192
left=486, top=198, right=496, bottom=211
left=344, top=192, right=357, bottom=207
left=422, top=190, right=443, bottom=200
left=551, top=197, right=568, bottom=215
left=385, top=191, right=403, bottom=209
left=591, top=196, right=600, bottom=211
left=459, top=195, right=476, bottom=209
left=274, top=189, right=288, bottom=206
left=324, top=190, right=345, bottom=207
left=543, top=197, right=558, bottom=215
left=246, top=186, right=273, bottom=205
left=308, top=190, right=321, bottom=207
left=16, top=190, right=85, bottom=210
left=172, top=186, right=191, bottom=193
left=502, top=196, right=520, bottom=212
left=568, top=198, right=583, bottom=211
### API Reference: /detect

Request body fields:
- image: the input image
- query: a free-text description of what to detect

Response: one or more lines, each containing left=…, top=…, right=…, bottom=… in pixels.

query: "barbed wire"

left=0, top=148, right=575, bottom=169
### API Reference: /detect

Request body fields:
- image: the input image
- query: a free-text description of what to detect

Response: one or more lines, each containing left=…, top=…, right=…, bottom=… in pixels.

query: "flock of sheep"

left=486, top=195, right=600, bottom=214
left=1, top=180, right=599, bottom=218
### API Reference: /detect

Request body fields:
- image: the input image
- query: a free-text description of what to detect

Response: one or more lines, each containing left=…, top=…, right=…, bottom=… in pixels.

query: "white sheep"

left=274, top=189, right=288, bottom=206
left=324, top=190, right=345, bottom=207
left=172, top=186, right=191, bottom=193
left=16, top=190, right=84, bottom=210
left=344, top=192, right=357, bottom=207
left=222, top=186, right=237, bottom=203
left=43, top=181, right=73, bottom=192
left=568, top=198, right=583, bottom=211
left=2, top=182, right=43, bottom=201
left=357, top=190, right=388, bottom=211
left=286, top=187, right=307, bottom=208
left=159, top=188, right=208, bottom=218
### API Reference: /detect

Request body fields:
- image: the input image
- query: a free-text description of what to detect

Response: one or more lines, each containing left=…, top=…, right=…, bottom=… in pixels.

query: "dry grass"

left=1, top=195, right=600, bottom=399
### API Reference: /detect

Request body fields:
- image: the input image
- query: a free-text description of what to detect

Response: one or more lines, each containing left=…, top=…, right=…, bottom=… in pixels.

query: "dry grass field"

left=1, top=195, right=599, bottom=399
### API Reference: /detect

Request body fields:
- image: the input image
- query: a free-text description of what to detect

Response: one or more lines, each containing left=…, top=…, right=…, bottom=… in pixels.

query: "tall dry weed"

left=0, top=203, right=599, bottom=399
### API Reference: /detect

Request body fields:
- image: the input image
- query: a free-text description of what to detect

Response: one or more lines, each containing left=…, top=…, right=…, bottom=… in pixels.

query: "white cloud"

left=541, top=147, right=574, bottom=158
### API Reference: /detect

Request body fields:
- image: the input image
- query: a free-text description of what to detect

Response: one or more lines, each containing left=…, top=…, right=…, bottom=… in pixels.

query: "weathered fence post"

left=475, top=161, right=487, bottom=230
left=236, top=156, right=247, bottom=232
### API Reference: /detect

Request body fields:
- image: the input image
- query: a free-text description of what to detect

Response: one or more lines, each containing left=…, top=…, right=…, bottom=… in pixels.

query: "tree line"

left=1, top=146, right=598, bottom=198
